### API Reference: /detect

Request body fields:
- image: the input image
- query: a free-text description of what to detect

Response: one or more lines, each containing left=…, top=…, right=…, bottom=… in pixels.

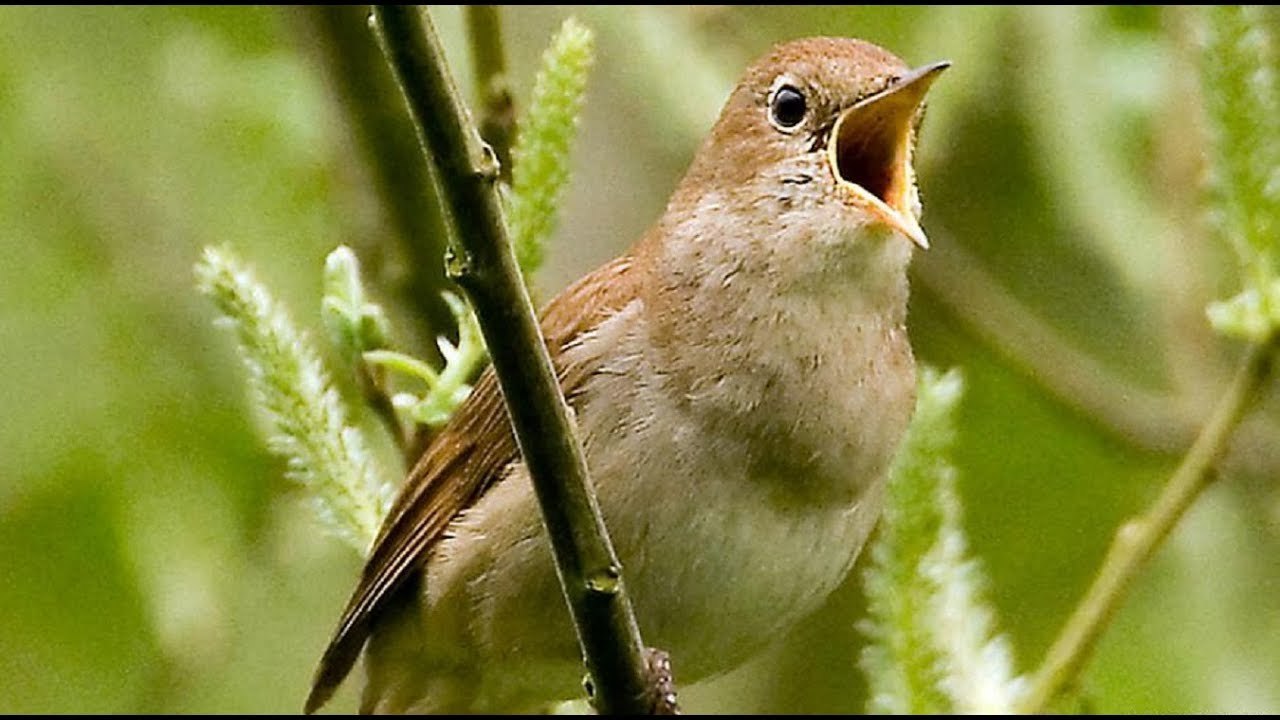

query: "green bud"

left=324, top=245, right=363, bottom=308
left=1207, top=282, right=1280, bottom=342
left=322, top=245, right=396, bottom=361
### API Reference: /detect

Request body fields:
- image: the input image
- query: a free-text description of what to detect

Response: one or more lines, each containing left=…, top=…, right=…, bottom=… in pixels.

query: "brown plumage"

left=307, top=36, right=946, bottom=713
left=307, top=257, right=638, bottom=713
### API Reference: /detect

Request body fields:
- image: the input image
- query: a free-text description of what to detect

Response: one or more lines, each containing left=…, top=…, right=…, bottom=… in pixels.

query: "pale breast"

left=417, top=287, right=909, bottom=712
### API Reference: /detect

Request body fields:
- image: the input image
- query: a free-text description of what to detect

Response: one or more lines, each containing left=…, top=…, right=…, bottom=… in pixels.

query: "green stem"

left=1018, top=332, right=1280, bottom=713
left=358, top=362, right=411, bottom=462
left=369, top=7, right=659, bottom=714
left=465, top=5, right=516, bottom=182
left=362, top=349, right=440, bottom=388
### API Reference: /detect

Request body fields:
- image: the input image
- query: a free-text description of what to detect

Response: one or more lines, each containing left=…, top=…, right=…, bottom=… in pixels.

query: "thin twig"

left=1018, top=332, right=1279, bottom=713
left=356, top=362, right=411, bottom=464
left=369, top=6, right=661, bottom=714
left=465, top=5, right=516, bottom=182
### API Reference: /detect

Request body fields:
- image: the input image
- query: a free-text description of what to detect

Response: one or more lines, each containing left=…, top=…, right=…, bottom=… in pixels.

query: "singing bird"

left=307, top=36, right=947, bottom=713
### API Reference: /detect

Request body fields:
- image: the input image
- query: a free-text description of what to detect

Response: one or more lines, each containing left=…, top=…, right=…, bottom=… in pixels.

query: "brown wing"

left=305, top=255, right=640, bottom=713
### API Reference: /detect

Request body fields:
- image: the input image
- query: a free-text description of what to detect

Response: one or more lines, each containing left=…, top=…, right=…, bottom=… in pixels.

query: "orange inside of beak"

left=827, top=61, right=949, bottom=249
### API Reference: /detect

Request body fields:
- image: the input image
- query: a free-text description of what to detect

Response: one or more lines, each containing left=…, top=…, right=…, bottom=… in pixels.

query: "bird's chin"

left=832, top=181, right=926, bottom=250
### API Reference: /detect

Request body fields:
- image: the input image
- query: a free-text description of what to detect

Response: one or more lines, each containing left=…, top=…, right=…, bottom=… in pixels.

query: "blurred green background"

left=1, top=5, right=1278, bottom=713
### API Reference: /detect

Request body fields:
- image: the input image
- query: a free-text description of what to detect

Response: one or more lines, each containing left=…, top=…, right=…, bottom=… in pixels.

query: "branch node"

left=477, top=142, right=502, bottom=182
left=443, top=246, right=475, bottom=282
left=1114, top=520, right=1145, bottom=549
left=586, top=565, right=622, bottom=595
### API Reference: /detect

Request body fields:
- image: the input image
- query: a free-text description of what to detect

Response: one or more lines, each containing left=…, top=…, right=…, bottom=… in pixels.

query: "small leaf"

left=358, top=302, right=392, bottom=353
left=321, top=245, right=391, bottom=361
left=1206, top=281, right=1280, bottom=342
left=506, top=17, right=595, bottom=276
left=196, top=245, right=392, bottom=553
left=323, top=245, right=364, bottom=309
left=363, top=349, right=441, bottom=388
left=861, top=368, right=1022, bottom=714
left=365, top=291, right=488, bottom=430
left=1197, top=6, right=1280, bottom=292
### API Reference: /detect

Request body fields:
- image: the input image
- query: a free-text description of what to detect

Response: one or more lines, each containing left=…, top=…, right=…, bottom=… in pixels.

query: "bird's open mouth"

left=827, top=61, right=949, bottom=249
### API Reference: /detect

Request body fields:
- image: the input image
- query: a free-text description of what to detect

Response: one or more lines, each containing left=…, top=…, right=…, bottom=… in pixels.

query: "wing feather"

left=305, top=256, right=639, bottom=713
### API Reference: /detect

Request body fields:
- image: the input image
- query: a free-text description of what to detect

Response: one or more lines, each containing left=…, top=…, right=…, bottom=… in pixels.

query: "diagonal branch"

left=368, top=6, right=665, bottom=714
left=1018, top=331, right=1280, bottom=712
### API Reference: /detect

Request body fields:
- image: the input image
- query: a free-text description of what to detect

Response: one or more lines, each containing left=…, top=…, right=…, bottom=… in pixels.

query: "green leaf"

left=321, top=245, right=391, bottom=362
left=506, top=17, right=595, bottom=276
left=861, top=367, right=1022, bottom=714
left=366, top=291, right=487, bottom=430
left=195, top=245, right=392, bottom=553
left=1206, top=280, right=1280, bottom=342
left=1197, top=6, right=1280, bottom=294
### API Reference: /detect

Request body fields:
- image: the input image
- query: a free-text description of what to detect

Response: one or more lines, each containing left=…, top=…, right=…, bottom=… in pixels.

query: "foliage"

left=321, top=245, right=392, bottom=363
left=364, top=290, right=485, bottom=429
left=1198, top=6, right=1280, bottom=341
left=862, top=368, right=1021, bottom=714
left=195, top=246, right=391, bottom=553
left=506, top=17, right=595, bottom=276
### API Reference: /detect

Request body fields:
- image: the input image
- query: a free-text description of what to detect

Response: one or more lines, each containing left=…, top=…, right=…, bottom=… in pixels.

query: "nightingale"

left=306, top=36, right=947, bottom=714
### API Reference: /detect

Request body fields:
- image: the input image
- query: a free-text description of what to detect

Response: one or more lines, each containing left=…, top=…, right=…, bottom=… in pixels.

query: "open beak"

left=827, top=61, right=949, bottom=249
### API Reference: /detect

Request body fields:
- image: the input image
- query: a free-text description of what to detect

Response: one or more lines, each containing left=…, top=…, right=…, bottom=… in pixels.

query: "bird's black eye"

left=769, top=85, right=807, bottom=130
